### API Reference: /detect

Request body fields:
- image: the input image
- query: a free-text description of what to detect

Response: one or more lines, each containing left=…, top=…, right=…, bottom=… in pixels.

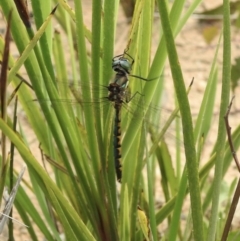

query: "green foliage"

left=0, top=0, right=238, bottom=240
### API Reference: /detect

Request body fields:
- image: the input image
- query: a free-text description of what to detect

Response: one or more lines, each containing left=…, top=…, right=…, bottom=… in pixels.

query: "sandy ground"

left=1, top=0, right=240, bottom=240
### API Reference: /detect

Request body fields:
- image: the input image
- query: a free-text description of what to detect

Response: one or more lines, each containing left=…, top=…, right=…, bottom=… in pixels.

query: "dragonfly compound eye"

left=112, top=59, right=132, bottom=74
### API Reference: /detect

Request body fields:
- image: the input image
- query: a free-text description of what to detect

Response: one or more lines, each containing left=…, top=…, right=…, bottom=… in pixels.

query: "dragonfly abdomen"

left=108, top=82, right=128, bottom=182
left=113, top=104, right=122, bottom=182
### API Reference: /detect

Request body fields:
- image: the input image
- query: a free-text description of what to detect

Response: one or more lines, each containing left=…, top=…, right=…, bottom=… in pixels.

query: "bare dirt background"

left=1, top=0, right=240, bottom=240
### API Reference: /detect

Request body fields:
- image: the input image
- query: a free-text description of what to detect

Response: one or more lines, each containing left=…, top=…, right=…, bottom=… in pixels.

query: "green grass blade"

left=206, top=0, right=231, bottom=239
left=158, top=0, right=204, bottom=240
left=194, top=32, right=222, bottom=142
left=73, top=0, right=101, bottom=187
left=15, top=184, right=59, bottom=241
left=120, top=185, right=130, bottom=241
left=14, top=200, right=39, bottom=241
left=7, top=6, right=57, bottom=82
left=168, top=168, right=188, bottom=240
left=31, top=0, right=55, bottom=79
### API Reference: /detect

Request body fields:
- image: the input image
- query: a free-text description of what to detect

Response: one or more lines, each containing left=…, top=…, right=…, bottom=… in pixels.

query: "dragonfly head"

left=112, top=57, right=132, bottom=74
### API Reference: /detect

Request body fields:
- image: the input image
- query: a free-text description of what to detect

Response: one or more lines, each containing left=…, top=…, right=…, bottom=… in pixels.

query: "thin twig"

left=221, top=96, right=240, bottom=241
left=224, top=96, right=240, bottom=172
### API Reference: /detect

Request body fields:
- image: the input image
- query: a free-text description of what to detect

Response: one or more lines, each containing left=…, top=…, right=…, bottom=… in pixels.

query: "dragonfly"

left=107, top=49, right=156, bottom=181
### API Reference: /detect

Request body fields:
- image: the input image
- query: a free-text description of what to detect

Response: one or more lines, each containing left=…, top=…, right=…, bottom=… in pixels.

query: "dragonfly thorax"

left=107, top=82, right=129, bottom=104
left=113, top=73, right=129, bottom=89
